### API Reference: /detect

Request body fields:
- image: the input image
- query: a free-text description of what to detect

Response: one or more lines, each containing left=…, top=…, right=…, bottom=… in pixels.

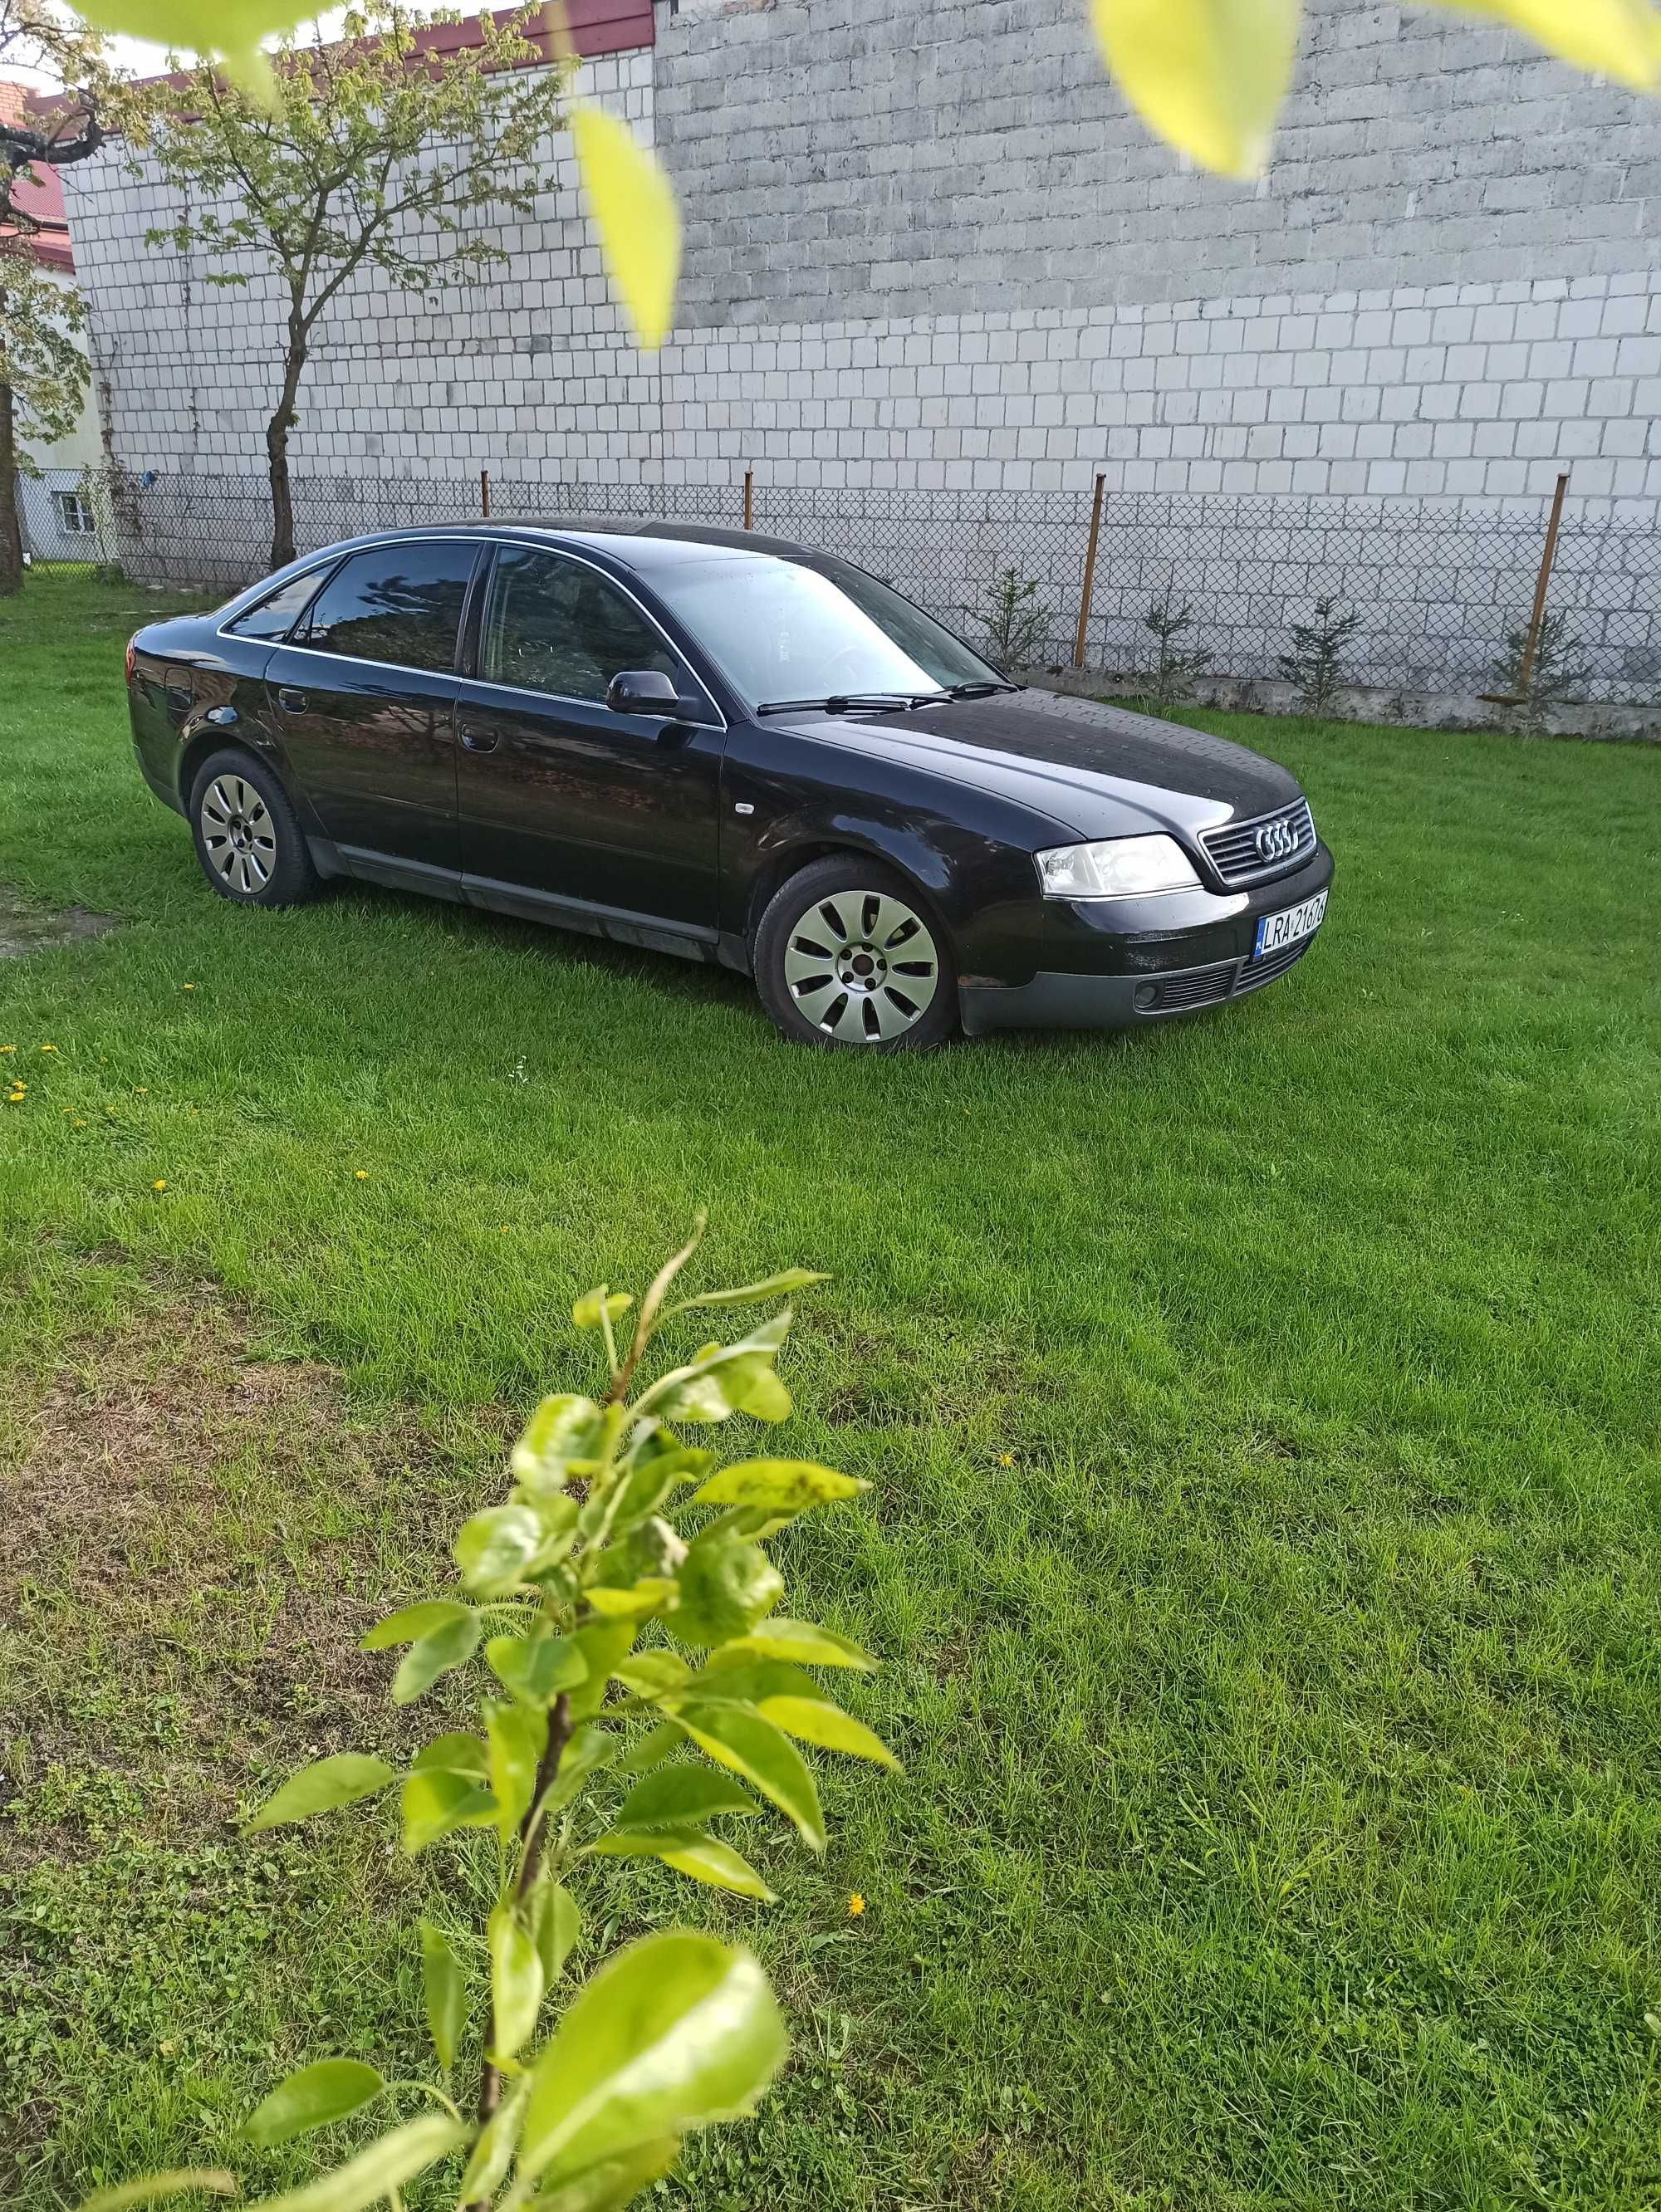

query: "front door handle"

left=276, top=687, right=308, bottom=712
left=458, top=722, right=499, bottom=754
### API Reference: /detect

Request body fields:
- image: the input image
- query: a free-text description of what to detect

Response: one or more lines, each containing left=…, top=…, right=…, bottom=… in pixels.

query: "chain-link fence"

left=16, top=465, right=1660, bottom=713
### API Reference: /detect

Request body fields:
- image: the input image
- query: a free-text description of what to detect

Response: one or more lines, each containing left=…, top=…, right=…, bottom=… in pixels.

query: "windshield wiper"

left=941, top=680, right=1021, bottom=699
left=755, top=691, right=935, bottom=716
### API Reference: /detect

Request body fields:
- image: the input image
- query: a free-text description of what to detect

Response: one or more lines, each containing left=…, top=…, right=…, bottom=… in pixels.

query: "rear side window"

left=297, top=541, right=479, bottom=673
left=224, top=565, right=331, bottom=640
left=480, top=547, right=682, bottom=702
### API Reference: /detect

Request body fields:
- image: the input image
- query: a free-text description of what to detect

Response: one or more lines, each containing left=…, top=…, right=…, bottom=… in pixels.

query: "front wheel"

left=754, top=856, right=958, bottom=1050
left=188, top=748, right=319, bottom=908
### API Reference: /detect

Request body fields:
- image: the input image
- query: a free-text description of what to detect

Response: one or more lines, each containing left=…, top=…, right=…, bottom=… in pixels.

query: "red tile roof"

left=0, top=76, right=77, bottom=271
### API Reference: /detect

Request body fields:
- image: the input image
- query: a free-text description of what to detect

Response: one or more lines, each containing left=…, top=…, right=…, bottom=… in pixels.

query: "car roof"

left=385, top=517, right=816, bottom=569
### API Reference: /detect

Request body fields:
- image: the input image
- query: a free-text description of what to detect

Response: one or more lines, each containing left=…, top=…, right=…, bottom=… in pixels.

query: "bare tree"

left=142, top=4, right=571, bottom=571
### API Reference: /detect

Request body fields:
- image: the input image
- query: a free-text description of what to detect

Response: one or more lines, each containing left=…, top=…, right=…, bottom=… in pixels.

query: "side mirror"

left=606, top=668, right=684, bottom=717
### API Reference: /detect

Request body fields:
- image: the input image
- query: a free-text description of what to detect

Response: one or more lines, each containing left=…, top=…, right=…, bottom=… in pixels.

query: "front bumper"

left=959, top=842, right=1334, bottom=1035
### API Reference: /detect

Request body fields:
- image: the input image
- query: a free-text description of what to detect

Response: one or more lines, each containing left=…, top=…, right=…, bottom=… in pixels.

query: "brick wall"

left=58, top=0, right=1661, bottom=709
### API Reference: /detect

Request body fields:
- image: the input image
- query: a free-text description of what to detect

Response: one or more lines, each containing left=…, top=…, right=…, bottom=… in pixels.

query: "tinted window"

left=299, top=541, right=478, bottom=672
left=480, top=547, right=682, bottom=702
left=225, top=565, right=332, bottom=640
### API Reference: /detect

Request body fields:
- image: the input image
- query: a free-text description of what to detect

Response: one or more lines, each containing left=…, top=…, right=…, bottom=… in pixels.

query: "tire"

left=754, top=855, right=959, bottom=1050
left=188, top=747, right=320, bottom=908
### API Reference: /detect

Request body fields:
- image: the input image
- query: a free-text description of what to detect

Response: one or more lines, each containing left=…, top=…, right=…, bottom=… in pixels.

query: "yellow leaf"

left=1414, top=0, right=1660, bottom=91
left=570, top=101, right=681, bottom=350
left=75, top=0, right=294, bottom=98
left=1088, top=0, right=1302, bottom=179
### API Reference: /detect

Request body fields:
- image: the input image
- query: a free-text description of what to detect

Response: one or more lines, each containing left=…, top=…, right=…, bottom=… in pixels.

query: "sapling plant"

left=82, top=1226, right=894, bottom=2212
left=1136, top=587, right=1212, bottom=717
left=971, top=565, right=1051, bottom=668
left=1277, top=595, right=1360, bottom=714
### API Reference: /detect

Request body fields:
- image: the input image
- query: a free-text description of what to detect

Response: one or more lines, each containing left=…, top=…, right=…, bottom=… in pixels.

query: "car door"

left=453, top=545, right=725, bottom=944
left=263, top=537, right=483, bottom=886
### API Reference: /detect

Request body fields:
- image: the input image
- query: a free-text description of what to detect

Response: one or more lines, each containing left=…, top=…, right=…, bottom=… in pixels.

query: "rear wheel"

left=188, top=748, right=319, bottom=908
left=754, top=856, right=958, bottom=1050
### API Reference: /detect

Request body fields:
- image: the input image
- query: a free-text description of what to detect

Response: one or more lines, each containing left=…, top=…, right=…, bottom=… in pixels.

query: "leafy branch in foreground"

left=81, top=1228, right=893, bottom=2212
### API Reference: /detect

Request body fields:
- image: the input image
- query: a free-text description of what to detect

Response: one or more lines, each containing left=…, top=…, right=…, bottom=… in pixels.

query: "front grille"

left=1138, top=936, right=1312, bottom=1014
left=1198, top=798, right=1316, bottom=888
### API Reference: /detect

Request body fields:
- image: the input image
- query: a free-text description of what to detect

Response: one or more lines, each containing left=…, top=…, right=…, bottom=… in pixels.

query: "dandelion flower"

left=997, top=1452, right=1014, bottom=1467
left=39, top=1043, right=56, bottom=1052
left=847, top=1892, right=866, bottom=1917
left=355, top=1170, right=368, bottom=1180
left=0, top=1045, right=14, bottom=1053
left=181, top=983, right=195, bottom=991
left=152, top=1179, right=167, bottom=1191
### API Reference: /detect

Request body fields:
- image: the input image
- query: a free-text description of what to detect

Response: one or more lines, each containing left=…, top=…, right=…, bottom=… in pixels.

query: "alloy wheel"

left=200, top=773, right=277, bottom=896
left=782, top=888, right=940, bottom=1044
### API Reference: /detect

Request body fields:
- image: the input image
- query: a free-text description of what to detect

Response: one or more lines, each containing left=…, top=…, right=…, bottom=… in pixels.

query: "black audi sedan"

left=124, top=521, right=1332, bottom=1049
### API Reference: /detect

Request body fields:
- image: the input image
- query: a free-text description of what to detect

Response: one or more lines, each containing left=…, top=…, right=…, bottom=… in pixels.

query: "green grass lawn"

left=2, top=574, right=1659, bottom=2212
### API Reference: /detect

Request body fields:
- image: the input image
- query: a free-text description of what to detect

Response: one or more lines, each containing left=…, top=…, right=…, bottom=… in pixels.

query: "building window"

left=55, top=491, right=94, bottom=536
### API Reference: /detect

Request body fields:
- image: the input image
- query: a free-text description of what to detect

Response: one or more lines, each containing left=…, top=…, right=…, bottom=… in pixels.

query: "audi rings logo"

left=1255, top=815, right=1301, bottom=864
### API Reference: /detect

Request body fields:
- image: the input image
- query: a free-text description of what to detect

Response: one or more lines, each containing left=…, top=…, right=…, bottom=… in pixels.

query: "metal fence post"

left=1073, top=472, right=1105, bottom=669
left=480, top=468, right=491, bottom=520
left=1480, top=469, right=1570, bottom=707
left=743, top=468, right=753, bottom=531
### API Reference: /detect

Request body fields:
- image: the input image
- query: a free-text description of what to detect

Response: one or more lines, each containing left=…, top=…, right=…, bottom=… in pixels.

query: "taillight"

left=125, top=635, right=137, bottom=686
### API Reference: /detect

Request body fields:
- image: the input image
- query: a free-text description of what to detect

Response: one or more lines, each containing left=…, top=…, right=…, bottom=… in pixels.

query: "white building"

left=59, top=0, right=1661, bottom=715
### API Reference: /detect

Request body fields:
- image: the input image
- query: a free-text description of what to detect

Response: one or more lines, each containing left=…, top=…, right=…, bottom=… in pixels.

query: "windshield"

left=647, top=553, right=1004, bottom=707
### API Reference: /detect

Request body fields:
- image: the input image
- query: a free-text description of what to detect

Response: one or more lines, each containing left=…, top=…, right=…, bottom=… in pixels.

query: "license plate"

left=1253, top=889, right=1327, bottom=959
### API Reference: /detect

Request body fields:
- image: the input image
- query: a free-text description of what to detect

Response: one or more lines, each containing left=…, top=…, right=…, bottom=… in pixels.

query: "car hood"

left=780, top=688, right=1301, bottom=840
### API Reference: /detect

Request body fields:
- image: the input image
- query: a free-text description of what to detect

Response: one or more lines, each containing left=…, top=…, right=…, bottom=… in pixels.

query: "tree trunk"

left=0, top=375, right=23, bottom=598
left=265, top=324, right=307, bottom=572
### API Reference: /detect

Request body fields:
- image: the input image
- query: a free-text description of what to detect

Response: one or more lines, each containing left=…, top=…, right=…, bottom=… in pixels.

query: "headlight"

left=1034, top=834, right=1200, bottom=898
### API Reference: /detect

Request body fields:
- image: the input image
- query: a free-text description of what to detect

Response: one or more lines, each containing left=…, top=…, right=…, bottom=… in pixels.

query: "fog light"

left=1133, top=982, right=1159, bottom=1011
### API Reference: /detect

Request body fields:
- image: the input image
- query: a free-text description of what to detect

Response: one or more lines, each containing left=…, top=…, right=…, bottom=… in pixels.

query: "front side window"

left=225, top=565, right=332, bottom=641
left=480, top=546, right=683, bottom=702
left=649, top=553, right=1001, bottom=707
left=299, top=541, right=478, bottom=672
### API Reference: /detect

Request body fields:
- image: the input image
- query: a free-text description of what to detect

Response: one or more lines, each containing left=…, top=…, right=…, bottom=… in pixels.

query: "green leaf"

left=672, top=1700, right=826, bottom=1852
left=511, top=1392, right=604, bottom=1490
left=531, top=1879, right=582, bottom=1984
left=488, top=1900, right=545, bottom=2062
left=638, top=1312, right=791, bottom=1427
left=75, top=2172, right=237, bottom=2212
left=519, top=1933, right=786, bottom=2189
left=573, top=1288, right=635, bottom=1330
left=401, top=1767, right=495, bottom=1855
left=607, top=1436, right=713, bottom=1537
left=1087, top=0, right=1299, bottom=179
left=243, top=1754, right=395, bottom=1834
left=1420, top=0, right=1660, bottom=93
left=671, top=1541, right=784, bottom=1649
left=235, top=2113, right=463, bottom=2212
left=672, top=1269, right=828, bottom=1313
left=485, top=1632, right=588, bottom=1706
left=360, top=1599, right=473, bottom=1651
left=616, top=1718, right=684, bottom=1776
left=757, top=1696, right=899, bottom=1770
left=613, top=1650, right=690, bottom=1701
left=590, top=1830, right=777, bottom=1901
left=693, top=1459, right=869, bottom=1512
left=729, top=1363, right=791, bottom=1422
left=586, top=1578, right=677, bottom=1621
left=487, top=1701, right=548, bottom=1843
left=458, top=2076, right=527, bottom=2205
left=570, top=101, right=682, bottom=351
left=614, top=1764, right=758, bottom=1834
left=528, top=2139, right=680, bottom=2212
left=455, top=1503, right=544, bottom=1598
left=392, top=1610, right=482, bottom=1705
left=411, top=1733, right=488, bottom=1780
left=566, top=1620, right=637, bottom=1720
left=546, top=1723, right=620, bottom=1809
left=419, top=1921, right=466, bottom=2073
left=243, top=2059, right=385, bottom=2147
left=712, top=1617, right=875, bottom=1671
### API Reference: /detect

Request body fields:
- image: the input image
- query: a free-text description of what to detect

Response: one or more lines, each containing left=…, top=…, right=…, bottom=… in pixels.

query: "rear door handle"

left=276, top=687, right=308, bottom=712
left=458, top=722, right=499, bottom=754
